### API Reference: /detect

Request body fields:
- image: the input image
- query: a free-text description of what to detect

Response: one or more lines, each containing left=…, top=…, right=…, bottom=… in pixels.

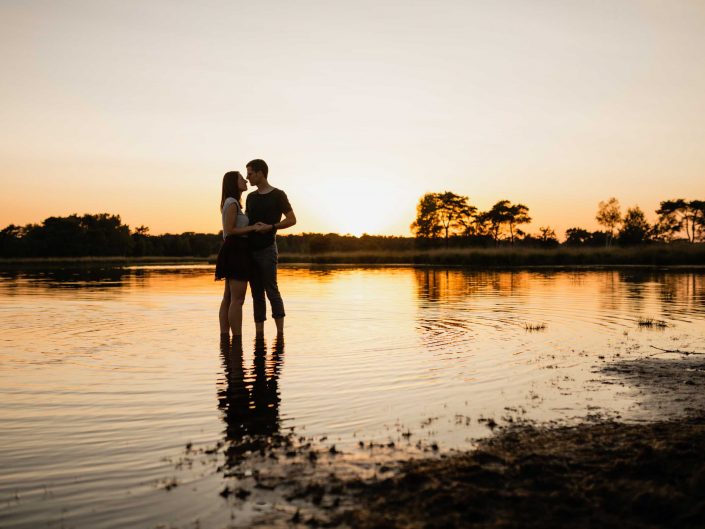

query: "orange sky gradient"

left=1, top=1, right=704, bottom=237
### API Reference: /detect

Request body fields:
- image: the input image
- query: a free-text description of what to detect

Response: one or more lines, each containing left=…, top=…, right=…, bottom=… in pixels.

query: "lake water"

left=1, top=265, right=704, bottom=528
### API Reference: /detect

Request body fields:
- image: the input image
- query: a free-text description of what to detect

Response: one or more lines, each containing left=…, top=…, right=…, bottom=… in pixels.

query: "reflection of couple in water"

left=215, top=159, right=296, bottom=340
left=218, top=336, right=284, bottom=462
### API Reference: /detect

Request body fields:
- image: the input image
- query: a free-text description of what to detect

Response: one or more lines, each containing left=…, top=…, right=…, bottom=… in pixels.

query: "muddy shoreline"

left=331, top=413, right=705, bottom=529
left=215, top=355, right=705, bottom=528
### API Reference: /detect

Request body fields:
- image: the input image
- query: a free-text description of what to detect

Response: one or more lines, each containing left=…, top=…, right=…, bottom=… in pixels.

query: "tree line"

left=1, top=197, right=703, bottom=258
left=411, top=193, right=705, bottom=247
left=0, top=214, right=222, bottom=258
left=0, top=213, right=415, bottom=258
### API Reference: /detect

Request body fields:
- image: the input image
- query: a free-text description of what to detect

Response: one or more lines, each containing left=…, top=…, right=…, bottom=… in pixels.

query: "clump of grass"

left=638, top=317, right=668, bottom=328
left=524, top=322, right=547, bottom=332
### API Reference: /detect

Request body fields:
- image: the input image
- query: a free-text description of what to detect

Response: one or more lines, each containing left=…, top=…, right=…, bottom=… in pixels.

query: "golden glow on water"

left=1, top=266, right=704, bottom=528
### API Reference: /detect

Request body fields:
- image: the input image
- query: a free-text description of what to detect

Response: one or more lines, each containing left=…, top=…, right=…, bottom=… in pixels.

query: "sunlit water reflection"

left=1, top=265, right=704, bottom=528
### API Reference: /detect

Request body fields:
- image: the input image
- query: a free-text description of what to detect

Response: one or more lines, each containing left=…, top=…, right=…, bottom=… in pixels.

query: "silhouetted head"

left=221, top=171, right=247, bottom=210
left=246, top=159, right=269, bottom=187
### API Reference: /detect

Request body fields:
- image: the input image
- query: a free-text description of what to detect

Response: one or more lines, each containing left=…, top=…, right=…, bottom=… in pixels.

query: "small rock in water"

left=235, top=488, right=251, bottom=500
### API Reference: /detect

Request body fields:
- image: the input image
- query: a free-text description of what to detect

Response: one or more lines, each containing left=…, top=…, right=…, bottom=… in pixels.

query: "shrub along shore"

left=276, top=245, right=705, bottom=266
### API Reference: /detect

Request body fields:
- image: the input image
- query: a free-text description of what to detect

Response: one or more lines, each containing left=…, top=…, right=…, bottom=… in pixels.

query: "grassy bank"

left=2, top=245, right=704, bottom=268
left=278, top=244, right=705, bottom=266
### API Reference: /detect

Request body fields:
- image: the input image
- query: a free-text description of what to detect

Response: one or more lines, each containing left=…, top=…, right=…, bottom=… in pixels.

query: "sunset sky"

left=1, top=0, right=704, bottom=237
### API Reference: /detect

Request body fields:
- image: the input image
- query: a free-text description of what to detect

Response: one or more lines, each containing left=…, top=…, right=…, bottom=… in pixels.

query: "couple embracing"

left=216, top=159, right=296, bottom=340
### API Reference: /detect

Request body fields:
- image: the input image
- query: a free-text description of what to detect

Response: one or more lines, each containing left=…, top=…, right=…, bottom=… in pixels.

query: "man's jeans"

left=250, top=243, right=285, bottom=323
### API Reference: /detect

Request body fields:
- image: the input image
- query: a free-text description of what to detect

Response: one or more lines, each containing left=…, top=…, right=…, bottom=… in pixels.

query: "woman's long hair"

left=221, top=171, right=243, bottom=211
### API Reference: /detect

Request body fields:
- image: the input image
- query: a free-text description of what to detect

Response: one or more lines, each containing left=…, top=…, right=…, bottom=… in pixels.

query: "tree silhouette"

left=410, top=193, right=442, bottom=239
left=596, top=198, right=621, bottom=246
left=692, top=200, right=705, bottom=242
left=483, top=201, right=510, bottom=243
left=507, top=203, right=531, bottom=243
left=482, top=200, right=531, bottom=244
left=655, top=199, right=689, bottom=241
left=618, top=206, right=651, bottom=245
left=435, top=192, right=476, bottom=243
left=564, top=227, right=592, bottom=246
left=410, top=192, right=476, bottom=245
left=538, top=226, right=557, bottom=244
left=655, top=199, right=705, bottom=242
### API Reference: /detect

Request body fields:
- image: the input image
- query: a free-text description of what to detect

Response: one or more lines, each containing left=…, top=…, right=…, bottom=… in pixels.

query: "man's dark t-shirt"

left=246, top=188, right=292, bottom=250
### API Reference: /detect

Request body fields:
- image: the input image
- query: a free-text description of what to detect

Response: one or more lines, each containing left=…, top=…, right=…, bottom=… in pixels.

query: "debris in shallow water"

left=234, top=487, right=251, bottom=500
left=478, top=417, right=498, bottom=430
left=649, top=345, right=705, bottom=356
left=162, top=477, right=179, bottom=491
left=638, top=317, right=668, bottom=328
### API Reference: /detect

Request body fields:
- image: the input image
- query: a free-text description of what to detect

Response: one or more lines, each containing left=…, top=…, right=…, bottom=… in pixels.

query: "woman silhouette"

left=216, top=171, right=265, bottom=339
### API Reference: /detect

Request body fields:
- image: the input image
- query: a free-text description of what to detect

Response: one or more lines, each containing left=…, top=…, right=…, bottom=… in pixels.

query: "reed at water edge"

left=276, top=244, right=705, bottom=266
left=2, top=244, right=704, bottom=268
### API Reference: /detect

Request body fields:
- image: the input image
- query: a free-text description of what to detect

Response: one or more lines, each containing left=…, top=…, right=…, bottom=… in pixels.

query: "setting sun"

left=293, top=167, right=419, bottom=236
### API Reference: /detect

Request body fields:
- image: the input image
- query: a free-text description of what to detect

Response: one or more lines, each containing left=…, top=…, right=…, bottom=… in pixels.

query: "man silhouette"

left=245, top=159, right=297, bottom=335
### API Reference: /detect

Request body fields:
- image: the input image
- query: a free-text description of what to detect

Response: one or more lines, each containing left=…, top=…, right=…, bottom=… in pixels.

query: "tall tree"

left=538, top=226, right=558, bottom=245
left=410, top=192, right=476, bottom=244
left=655, top=199, right=691, bottom=242
left=435, top=192, right=477, bottom=243
left=410, top=193, right=442, bottom=239
left=596, top=197, right=622, bottom=246
left=0, top=224, right=26, bottom=256
left=507, top=203, right=531, bottom=243
left=618, top=206, right=651, bottom=245
left=471, top=212, right=492, bottom=238
left=692, top=200, right=705, bottom=242
left=564, top=227, right=592, bottom=246
left=484, top=200, right=511, bottom=243
left=483, top=200, right=531, bottom=244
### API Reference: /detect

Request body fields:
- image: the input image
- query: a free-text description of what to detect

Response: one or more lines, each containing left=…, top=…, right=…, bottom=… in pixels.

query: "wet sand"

left=216, top=355, right=705, bottom=528
left=331, top=413, right=705, bottom=529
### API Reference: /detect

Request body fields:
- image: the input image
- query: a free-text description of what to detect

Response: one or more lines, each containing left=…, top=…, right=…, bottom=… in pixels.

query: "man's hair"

left=246, top=159, right=269, bottom=178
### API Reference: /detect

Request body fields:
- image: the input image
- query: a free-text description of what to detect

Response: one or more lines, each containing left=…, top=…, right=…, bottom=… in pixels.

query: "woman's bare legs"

left=219, top=281, right=231, bottom=336
left=228, top=279, right=248, bottom=337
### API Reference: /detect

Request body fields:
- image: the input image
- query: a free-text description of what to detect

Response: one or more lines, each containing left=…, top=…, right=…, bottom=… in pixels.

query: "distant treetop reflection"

left=218, top=336, right=284, bottom=465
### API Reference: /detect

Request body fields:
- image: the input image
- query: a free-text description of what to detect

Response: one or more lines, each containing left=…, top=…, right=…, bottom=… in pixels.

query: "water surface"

left=1, top=265, right=704, bottom=528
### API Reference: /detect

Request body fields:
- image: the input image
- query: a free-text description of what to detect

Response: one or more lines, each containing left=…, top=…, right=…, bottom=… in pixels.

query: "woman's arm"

left=258, top=209, right=297, bottom=233
left=224, top=204, right=258, bottom=236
